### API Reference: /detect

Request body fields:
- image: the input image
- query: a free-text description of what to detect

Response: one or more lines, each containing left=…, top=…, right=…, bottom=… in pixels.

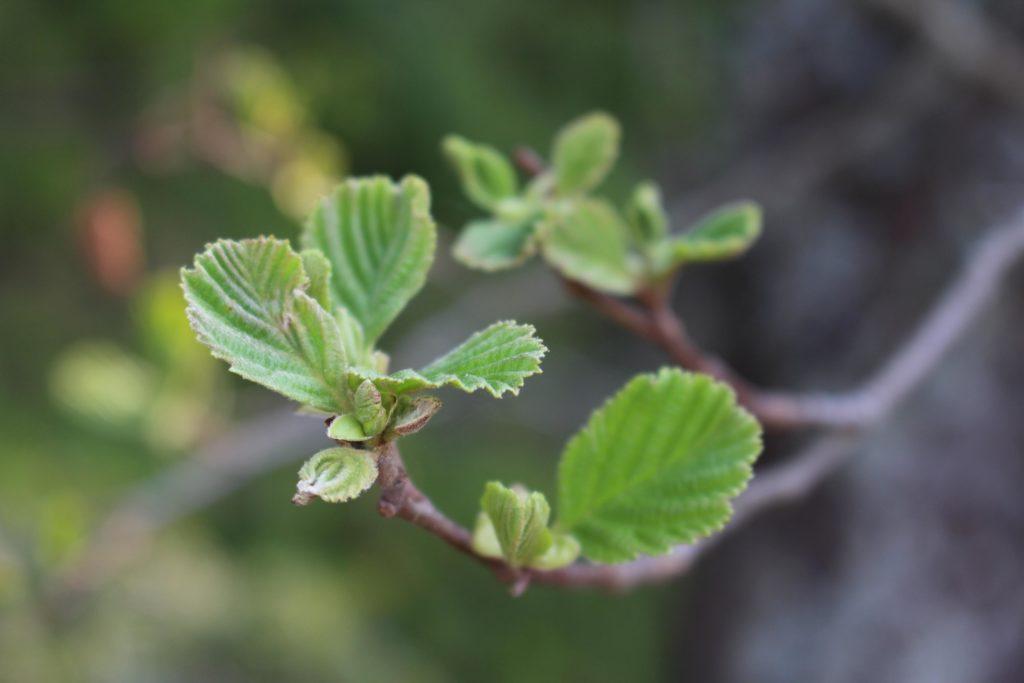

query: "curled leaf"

left=293, top=447, right=378, bottom=505
left=480, top=481, right=553, bottom=568
left=353, top=379, right=388, bottom=435
left=389, top=396, right=442, bottom=437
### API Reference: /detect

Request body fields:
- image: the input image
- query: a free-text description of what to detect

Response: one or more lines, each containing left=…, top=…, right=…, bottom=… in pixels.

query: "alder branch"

left=375, top=210, right=1024, bottom=591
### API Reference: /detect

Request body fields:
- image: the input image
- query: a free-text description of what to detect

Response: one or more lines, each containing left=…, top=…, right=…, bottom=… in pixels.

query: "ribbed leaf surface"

left=348, top=321, right=545, bottom=398
left=557, top=368, right=762, bottom=563
left=302, top=175, right=436, bottom=343
left=181, top=238, right=349, bottom=413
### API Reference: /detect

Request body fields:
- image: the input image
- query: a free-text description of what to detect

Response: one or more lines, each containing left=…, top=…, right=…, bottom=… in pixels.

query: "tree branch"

left=374, top=210, right=1024, bottom=591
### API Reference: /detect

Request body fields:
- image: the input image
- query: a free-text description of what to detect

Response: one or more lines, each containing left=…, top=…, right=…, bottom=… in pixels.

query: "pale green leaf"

left=301, top=175, right=436, bottom=343
left=557, top=368, right=763, bottom=563
left=471, top=511, right=503, bottom=559
left=326, top=414, right=371, bottom=442
left=453, top=219, right=538, bottom=272
left=529, top=531, right=581, bottom=570
left=181, top=238, right=349, bottom=413
left=388, top=396, right=442, bottom=436
left=658, top=201, right=762, bottom=267
left=472, top=501, right=581, bottom=570
left=443, top=135, right=518, bottom=210
left=539, top=199, right=640, bottom=295
left=626, top=181, right=668, bottom=245
left=300, top=249, right=334, bottom=310
left=334, top=305, right=370, bottom=368
left=551, top=112, right=620, bottom=194
left=293, top=447, right=378, bottom=505
left=481, top=482, right=553, bottom=568
left=353, top=379, right=388, bottom=435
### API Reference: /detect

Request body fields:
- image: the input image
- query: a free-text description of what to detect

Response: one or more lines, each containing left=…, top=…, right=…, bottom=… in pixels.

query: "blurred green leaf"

left=626, top=181, right=669, bottom=246
left=293, top=447, right=378, bottom=505
left=49, top=341, right=157, bottom=429
left=453, top=219, right=538, bottom=272
left=443, top=135, right=519, bottom=210
left=656, top=201, right=762, bottom=270
left=557, top=368, right=762, bottom=563
left=181, top=237, right=350, bottom=413
left=301, top=176, right=436, bottom=343
left=551, top=112, right=620, bottom=194
left=540, top=199, right=639, bottom=295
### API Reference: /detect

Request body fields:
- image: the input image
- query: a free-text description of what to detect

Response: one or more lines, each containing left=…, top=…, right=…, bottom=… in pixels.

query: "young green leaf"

left=293, top=446, right=378, bottom=505
left=345, top=321, right=545, bottom=398
left=557, top=368, right=762, bottom=563
left=658, top=201, right=762, bottom=268
left=443, top=135, right=519, bottom=210
left=529, top=531, right=581, bottom=570
left=551, top=112, right=620, bottom=194
left=453, top=219, right=538, bottom=272
left=626, top=181, right=669, bottom=245
left=480, top=482, right=553, bottom=567
left=539, top=199, right=640, bottom=295
left=300, top=248, right=334, bottom=310
left=353, top=379, right=388, bottom=435
left=334, top=305, right=370, bottom=368
left=415, top=320, right=546, bottom=397
left=181, top=238, right=349, bottom=413
left=471, top=508, right=580, bottom=570
left=301, top=175, right=436, bottom=343
left=326, top=414, right=371, bottom=442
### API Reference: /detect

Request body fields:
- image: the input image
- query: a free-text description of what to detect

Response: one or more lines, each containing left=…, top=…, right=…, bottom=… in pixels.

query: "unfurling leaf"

left=326, top=414, right=370, bottom=442
left=443, top=135, right=518, bottom=210
left=353, top=379, right=388, bottom=435
left=389, top=396, right=442, bottom=437
left=181, top=238, right=349, bottom=413
left=540, top=199, right=640, bottom=295
left=480, top=482, right=553, bottom=567
left=626, top=181, right=668, bottom=245
left=556, top=368, right=762, bottom=563
left=551, top=112, right=620, bottom=194
left=453, top=219, right=538, bottom=272
left=657, top=201, right=762, bottom=269
left=293, top=446, right=378, bottom=505
left=301, top=175, right=436, bottom=343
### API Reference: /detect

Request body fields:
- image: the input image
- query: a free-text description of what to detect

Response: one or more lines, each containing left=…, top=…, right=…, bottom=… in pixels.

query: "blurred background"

left=2, top=0, right=1023, bottom=680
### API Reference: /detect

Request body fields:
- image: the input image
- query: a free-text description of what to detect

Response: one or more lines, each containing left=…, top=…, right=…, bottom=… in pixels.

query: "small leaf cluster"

left=181, top=175, right=545, bottom=505
left=445, top=112, right=763, bottom=294
left=181, top=138, right=766, bottom=577
left=472, top=368, right=761, bottom=568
